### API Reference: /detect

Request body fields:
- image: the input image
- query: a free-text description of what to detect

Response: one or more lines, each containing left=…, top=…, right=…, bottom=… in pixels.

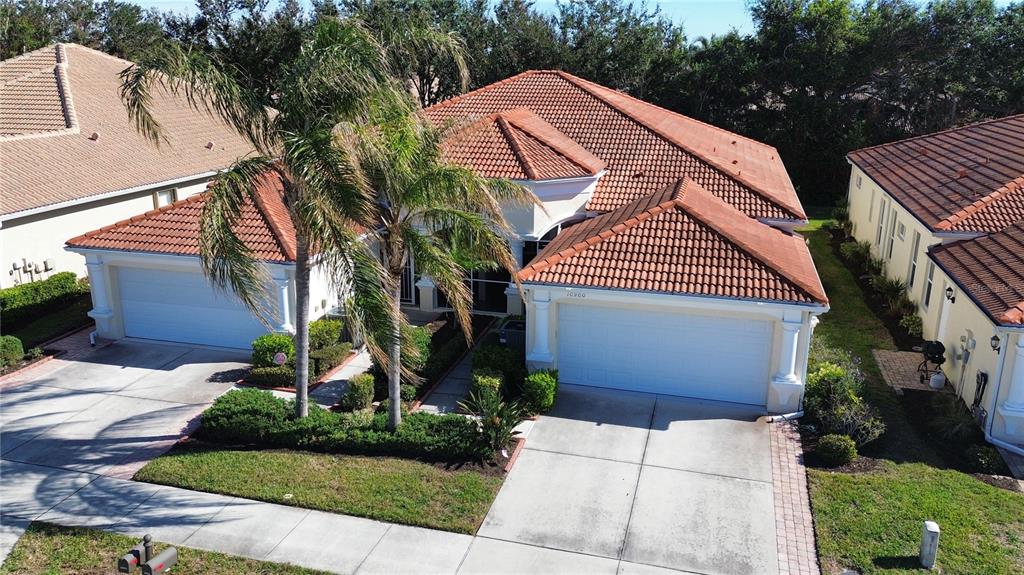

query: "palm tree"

left=120, top=19, right=405, bottom=418
left=343, top=108, right=539, bottom=430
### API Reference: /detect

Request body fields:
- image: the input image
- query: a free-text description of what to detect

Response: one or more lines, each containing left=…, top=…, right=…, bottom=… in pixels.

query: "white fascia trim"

left=64, top=246, right=295, bottom=272
left=1, top=171, right=219, bottom=223
left=510, top=169, right=607, bottom=187
left=522, top=282, right=829, bottom=315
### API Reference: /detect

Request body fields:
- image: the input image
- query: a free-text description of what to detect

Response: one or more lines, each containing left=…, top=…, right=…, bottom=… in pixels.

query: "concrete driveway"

left=480, top=384, right=777, bottom=575
left=1, top=339, right=248, bottom=477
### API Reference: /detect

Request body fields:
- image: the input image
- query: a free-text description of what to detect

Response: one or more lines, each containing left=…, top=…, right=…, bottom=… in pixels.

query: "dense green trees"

left=3, top=0, right=1022, bottom=205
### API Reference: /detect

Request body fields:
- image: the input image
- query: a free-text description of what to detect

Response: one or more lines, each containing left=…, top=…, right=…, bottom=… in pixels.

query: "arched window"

left=522, top=218, right=583, bottom=266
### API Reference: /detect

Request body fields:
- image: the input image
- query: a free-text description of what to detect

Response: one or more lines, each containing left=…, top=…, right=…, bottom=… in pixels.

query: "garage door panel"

left=556, top=303, right=771, bottom=406
left=117, top=267, right=269, bottom=349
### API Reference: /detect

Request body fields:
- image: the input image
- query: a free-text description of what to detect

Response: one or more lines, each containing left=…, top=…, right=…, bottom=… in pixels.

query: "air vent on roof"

left=205, top=141, right=215, bottom=150
left=956, top=167, right=968, bottom=179
left=88, top=132, right=100, bottom=141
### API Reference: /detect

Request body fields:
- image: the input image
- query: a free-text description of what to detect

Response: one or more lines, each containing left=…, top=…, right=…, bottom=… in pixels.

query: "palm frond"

left=198, top=157, right=278, bottom=321
left=119, top=43, right=273, bottom=153
left=402, top=225, right=475, bottom=342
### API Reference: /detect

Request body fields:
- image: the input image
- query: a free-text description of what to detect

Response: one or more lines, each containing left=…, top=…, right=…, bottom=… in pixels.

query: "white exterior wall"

left=1, top=177, right=212, bottom=288
left=521, top=285, right=823, bottom=413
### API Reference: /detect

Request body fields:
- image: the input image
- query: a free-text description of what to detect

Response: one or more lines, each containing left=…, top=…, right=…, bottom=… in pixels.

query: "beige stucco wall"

left=1, top=178, right=210, bottom=288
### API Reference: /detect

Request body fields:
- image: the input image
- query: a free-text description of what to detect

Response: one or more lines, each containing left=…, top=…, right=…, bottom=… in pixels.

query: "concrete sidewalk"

left=0, top=459, right=668, bottom=574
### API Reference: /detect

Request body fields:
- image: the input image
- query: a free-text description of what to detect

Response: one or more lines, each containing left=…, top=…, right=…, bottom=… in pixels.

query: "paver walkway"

left=873, top=349, right=944, bottom=392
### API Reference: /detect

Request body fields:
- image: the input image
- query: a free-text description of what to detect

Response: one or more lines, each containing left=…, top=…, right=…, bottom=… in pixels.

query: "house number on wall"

left=567, top=290, right=586, bottom=298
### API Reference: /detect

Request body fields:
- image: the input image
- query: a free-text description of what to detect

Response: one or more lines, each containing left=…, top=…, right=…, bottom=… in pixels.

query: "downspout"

left=985, top=329, right=1024, bottom=456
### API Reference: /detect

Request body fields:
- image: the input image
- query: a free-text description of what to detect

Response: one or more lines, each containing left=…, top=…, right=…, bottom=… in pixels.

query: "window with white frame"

left=897, top=222, right=906, bottom=241
left=886, top=208, right=898, bottom=259
left=923, top=260, right=936, bottom=310
left=875, top=198, right=887, bottom=245
left=153, top=188, right=177, bottom=208
left=907, top=231, right=921, bottom=289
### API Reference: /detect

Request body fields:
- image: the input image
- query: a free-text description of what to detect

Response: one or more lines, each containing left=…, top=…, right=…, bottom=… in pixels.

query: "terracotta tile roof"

left=518, top=178, right=827, bottom=304
left=425, top=70, right=805, bottom=220
left=848, top=115, right=1024, bottom=234
left=66, top=172, right=296, bottom=263
left=930, top=222, right=1024, bottom=326
left=442, top=107, right=605, bottom=180
left=0, top=44, right=255, bottom=217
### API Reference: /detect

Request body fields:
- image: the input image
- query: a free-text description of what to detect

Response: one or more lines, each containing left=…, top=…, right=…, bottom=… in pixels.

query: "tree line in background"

left=2, top=0, right=1022, bottom=206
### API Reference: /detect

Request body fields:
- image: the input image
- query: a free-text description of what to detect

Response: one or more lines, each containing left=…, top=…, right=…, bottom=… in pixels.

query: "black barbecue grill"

left=918, top=340, right=946, bottom=384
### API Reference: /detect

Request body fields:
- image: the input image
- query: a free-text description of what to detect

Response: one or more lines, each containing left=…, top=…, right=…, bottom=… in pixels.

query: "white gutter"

left=1, top=171, right=218, bottom=223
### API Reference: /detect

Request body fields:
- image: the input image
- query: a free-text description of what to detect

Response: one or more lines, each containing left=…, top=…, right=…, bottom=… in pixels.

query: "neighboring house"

left=65, top=173, right=338, bottom=349
left=67, top=70, right=828, bottom=415
left=0, top=43, right=254, bottom=288
left=846, top=115, right=1024, bottom=448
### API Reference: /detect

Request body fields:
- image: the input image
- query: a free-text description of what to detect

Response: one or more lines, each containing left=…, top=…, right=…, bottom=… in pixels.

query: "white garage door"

left=556, top=303, right=772, bottom=406
left=117, top=267, right=268, bottom=349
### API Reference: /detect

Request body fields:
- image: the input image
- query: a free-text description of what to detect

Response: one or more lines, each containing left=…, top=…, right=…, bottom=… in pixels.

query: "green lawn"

left=135, top=442, right=504, bottom=534
left=0, top=522, right=325, bottom=574
left=803, top=227, right=1024, bottom=574
left=7, top=294, right=92, bottom=348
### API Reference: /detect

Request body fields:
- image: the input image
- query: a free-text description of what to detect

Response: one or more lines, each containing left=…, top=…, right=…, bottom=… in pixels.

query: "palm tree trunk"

left=387, top=273, right=403, bottom=431
left=294, top=233, right=311, bottom=419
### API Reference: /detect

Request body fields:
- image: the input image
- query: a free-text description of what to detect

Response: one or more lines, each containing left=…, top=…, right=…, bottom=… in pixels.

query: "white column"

left=84, top=255, right=114, bottom=336
left=416, top=276, right=436, bottom=313
left=505, top=238, right=525, bottom=315
left=274, top=276, right=295, bottom=333
left=997, top=337, right=1024, bottom=436
left=527, top=294, right=553, bottom=366
left=768, top=318, right=804, bottom=413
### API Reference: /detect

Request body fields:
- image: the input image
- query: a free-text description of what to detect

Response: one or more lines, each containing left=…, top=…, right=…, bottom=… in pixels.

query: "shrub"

left=839, top=241, right=871, bottom=268
left=252, top=333, right=294, bottom=368
left=339, top=373, right=375, bottom=412
left=864, top=256, right=885, bottom=278
left=816, top=434, right=857, bottom=467
left=368, top=325, right=434, bottom=392
left=400, top=384, right=416, bottom=402
left=928, top=393, right=984, bottom=445
left=471, top=368, right=503, bottom=398
left=0, top=272, right=85, bottom=329
left=310, top=342, right=352, bottom=377
left=308, top=318, right=344, bottom=351
left=805, top=362, right=885, bottom=446
left=809, top=338, right=863, bottom=382
left=459, top=391, right=527, bottom=456
left=522, top=369, right=558, bottom=414
left=966, top=445, right=1006, bottom=475
left=198, top=389, right=485, bottom=460
left=247, top=366, right=294, bottom=388
left=899, top=313, right=923, bottom=337
left=199, top=388, right=291, bottom=443
left=421, top=336, right=468, bottom=383
left=25, top=347, right=44, bottom=360
left=473, top=344, right=525, bottom=394
left=1, top=335, right=25, bottom=367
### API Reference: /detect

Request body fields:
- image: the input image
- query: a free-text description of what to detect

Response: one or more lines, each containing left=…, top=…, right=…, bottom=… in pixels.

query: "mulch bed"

left=0, top=350, right=60, bottom=380
left=972, top=473, right=1022, bottom=493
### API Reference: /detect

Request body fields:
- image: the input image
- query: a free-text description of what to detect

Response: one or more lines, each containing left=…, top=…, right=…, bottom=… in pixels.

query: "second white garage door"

left=556, top=303, right=772, bottom=406
left=117, top=267, right=269, bottom=349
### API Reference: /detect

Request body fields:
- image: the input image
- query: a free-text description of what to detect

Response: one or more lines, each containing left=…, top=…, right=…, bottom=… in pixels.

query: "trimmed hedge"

left=815, top=434, right=857, bottom=467
left=471, top=369, right=502, bottom=398
left=1, top=335, right=25, bottom=368
left=340, top=373, right=375, bottom=411
left=252, top=333, right=295, bottom=368
left=0, top=272, right=86, bottom=329
left=247, top=366, right=294, bottom=388
left=522, top=369, right=558, bottom=414
left=309, top=318, right=344, bottom=351
left=198, top=388, right=485, bottom=460
left=472, top=344, right=525, bottom=395
left=310, top=342, right=352, bottom=376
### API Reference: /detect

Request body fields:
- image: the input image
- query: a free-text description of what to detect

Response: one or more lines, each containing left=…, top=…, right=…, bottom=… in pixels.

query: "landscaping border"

left=235, top=349, right=359, bottom=393
left=409, top=316, right=497, bottom=412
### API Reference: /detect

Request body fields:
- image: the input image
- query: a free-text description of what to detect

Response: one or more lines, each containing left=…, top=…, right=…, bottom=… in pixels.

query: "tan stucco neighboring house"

left=845, top=114, right=1024, bottom=451
left=0, top=43, right=254, bottom=288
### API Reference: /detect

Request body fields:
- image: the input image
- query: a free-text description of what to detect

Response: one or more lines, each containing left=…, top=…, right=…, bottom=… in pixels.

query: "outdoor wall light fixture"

left=945, top=286, right=956, bottom=303
left=991, top=334, right=1001, bottom=353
